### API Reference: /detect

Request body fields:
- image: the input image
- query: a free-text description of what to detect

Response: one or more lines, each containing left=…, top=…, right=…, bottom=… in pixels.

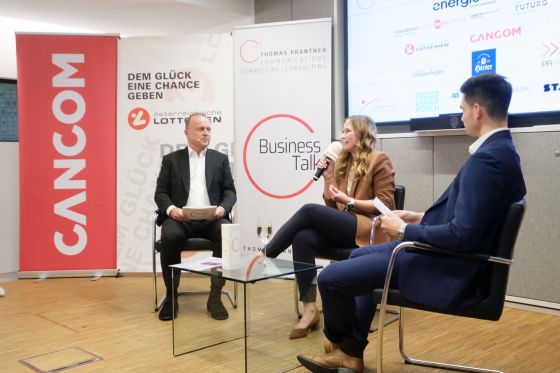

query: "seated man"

left=154, top=112, right=236, bottom=321
left=297, top=73, right=527, bottom=373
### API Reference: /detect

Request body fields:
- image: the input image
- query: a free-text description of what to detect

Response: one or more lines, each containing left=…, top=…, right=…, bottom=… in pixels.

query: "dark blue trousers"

left=318, top=241, right=400, bottom=357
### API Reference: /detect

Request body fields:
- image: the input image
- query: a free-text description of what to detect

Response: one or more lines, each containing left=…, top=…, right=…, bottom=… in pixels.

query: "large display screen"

left=0, top=79, right=18, bottom=141
left=346, top=0, right=560, bottom=126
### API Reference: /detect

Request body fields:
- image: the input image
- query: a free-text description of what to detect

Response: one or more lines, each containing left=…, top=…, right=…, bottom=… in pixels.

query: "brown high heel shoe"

left=289, top=308, right=321, bottom=339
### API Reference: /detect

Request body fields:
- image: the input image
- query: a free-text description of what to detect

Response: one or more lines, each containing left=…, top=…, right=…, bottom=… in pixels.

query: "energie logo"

left=433, top=0, right=479, bottom=11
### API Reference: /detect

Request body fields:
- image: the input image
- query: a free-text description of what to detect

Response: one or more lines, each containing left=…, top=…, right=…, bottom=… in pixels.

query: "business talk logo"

left=128, top=107, right=150, bottom=130
left=243, top=114, right=322, bottom=199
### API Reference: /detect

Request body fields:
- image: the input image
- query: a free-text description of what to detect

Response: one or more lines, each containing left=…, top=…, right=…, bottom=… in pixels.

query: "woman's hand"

left=328, top=185, right=350, bottom=205
left=317, top=156, right=333, bottom=181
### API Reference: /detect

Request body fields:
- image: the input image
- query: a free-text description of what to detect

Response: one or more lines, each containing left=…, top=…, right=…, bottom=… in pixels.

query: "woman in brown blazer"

left=264, top=115, right=395, bottom=339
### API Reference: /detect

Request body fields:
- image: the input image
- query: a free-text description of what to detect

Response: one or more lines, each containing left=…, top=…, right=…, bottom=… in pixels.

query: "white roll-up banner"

left=233, top=19, right=332, bottom=260
left=117, top=34, right=234, bottom=272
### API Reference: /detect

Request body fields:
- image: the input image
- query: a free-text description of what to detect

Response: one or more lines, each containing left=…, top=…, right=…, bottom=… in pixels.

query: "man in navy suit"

left=155, top=112, right=236, bottom=321
left=298, top=73, right=526, bottom=373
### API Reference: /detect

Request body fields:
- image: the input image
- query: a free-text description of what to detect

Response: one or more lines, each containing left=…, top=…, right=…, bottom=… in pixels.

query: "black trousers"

left=265, top=203, right=357, bottom=302
left=160, top=217, right=230, bottom=297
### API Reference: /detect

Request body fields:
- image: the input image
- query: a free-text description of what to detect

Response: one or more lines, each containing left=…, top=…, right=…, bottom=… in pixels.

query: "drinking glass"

left=256, top=217, right=273, bottom=261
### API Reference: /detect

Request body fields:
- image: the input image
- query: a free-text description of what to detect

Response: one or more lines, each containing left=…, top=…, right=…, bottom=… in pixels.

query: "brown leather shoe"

left=323, top=338, right=341, bottom=353
left=297, top=349, right=364, bottom=373
left=289, top=307, right=321, bottom=339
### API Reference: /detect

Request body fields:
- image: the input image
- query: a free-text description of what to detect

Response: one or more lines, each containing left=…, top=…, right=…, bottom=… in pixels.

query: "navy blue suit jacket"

left=398, top=130, right=526, bottom=311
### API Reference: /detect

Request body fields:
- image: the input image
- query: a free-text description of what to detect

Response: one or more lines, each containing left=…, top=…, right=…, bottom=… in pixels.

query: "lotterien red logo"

left=128, top=107, right=150, bottom=130
left=243, top=114, right=321, bottom=199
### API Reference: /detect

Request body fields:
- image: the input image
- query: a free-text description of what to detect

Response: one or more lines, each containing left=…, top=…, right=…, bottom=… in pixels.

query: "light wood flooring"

left=0, top=275, right=559, bottom=372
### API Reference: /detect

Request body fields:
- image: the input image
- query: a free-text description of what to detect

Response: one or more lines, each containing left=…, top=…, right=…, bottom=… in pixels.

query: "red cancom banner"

left=16, top=34, right=117, bottom=272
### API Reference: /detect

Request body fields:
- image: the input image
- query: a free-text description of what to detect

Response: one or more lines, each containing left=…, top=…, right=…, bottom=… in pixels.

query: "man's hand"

left=170, top=207, right=190, bottom=222
left=207, top=206, right=226, bottom=221
left=379, top=215, right=405, bottom=239
left=393, top=210, right=424, bottom=224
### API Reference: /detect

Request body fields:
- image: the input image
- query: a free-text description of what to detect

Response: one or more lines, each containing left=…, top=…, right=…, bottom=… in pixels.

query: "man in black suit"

left=154, top=112, right=236, bottom=321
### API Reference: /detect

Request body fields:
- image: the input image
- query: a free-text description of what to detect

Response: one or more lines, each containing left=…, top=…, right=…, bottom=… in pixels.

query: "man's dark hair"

left=460, top=73, right=512, bottom=121
left=184, top=112, right=208, bottom=129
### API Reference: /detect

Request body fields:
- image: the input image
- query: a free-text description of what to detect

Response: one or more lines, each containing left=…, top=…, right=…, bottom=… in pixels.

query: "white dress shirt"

left=468, top=127, right=509, bottom=155
left=166, top=147, right=211, bottom=216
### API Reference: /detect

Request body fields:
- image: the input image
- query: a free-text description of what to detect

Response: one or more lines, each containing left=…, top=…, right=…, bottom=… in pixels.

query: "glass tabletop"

left=170, top=256, right=321, bottom=283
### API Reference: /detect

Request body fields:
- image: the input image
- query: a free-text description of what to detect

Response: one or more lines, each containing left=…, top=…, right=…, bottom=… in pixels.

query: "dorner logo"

left=243, top=114, right=321, bottom=199
left=128, top=107, right=150, bottom=130
left=239, top=39, right=261, bottom=63
left=472, top=49, right=496, bottom=76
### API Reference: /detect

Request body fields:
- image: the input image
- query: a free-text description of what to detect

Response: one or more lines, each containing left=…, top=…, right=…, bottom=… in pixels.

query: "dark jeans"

left=265, top=203, right=357, bottom=302
left=318, top=241, right=400, bottom=357
left=160, top=217, right=230, bottom=297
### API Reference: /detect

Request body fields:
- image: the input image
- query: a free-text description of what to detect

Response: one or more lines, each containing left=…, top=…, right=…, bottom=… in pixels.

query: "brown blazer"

left=323, top=151, right=395, bottom=247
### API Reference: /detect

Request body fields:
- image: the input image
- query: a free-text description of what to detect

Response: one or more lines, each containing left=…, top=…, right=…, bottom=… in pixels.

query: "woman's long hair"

left=334, top=115, right=377, bottom=184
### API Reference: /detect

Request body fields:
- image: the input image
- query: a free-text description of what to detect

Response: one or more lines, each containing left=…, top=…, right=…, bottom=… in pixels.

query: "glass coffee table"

left=170, top=256, right=323, bottom=372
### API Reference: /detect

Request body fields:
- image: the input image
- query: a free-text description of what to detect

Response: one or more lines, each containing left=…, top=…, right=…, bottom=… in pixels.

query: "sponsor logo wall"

left=347, top=0, right=560, bottom=121
left=117, top=35, right=233, bottom=271
left=233, top=20, right=332, bottom=260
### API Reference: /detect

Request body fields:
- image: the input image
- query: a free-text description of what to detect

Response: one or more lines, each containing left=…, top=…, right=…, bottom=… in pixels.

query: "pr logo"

left=543, top=42, right=560, bottom=57
left=128, top=108, right=150, bottom=130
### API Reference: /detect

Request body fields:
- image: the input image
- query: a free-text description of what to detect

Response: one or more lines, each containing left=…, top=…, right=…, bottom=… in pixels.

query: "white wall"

left=0, top=142, right=19, bottom=273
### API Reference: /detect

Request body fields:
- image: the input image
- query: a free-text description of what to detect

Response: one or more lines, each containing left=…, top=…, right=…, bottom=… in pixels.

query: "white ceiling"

left=0, top=0, right=254, bottom=78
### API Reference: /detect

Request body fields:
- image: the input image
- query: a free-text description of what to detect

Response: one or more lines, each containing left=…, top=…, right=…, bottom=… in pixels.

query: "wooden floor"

left=0, top=275, right=559, bottom=372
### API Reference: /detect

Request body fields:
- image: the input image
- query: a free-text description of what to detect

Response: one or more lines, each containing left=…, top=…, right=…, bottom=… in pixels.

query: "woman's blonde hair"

left=334, top=115, right=377, bottom=184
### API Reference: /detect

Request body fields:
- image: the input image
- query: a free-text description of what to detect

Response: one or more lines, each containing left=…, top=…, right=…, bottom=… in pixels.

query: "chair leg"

left=396, top=308, right=503, bottom=373
left=369, top=307, right=400, bottom=333
left=152, top=246, right=160, bottom=312
left=294, top=278, right=302, bottom=318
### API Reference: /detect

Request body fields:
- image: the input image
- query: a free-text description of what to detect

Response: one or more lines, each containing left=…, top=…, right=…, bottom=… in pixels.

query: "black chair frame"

left=374, top=199, right=526, bottom=373
left=152, top=210, right=238, bottom=312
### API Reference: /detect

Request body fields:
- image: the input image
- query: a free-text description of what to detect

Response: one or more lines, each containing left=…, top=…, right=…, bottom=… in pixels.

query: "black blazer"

left=154, top=147, right=237, bottom=216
